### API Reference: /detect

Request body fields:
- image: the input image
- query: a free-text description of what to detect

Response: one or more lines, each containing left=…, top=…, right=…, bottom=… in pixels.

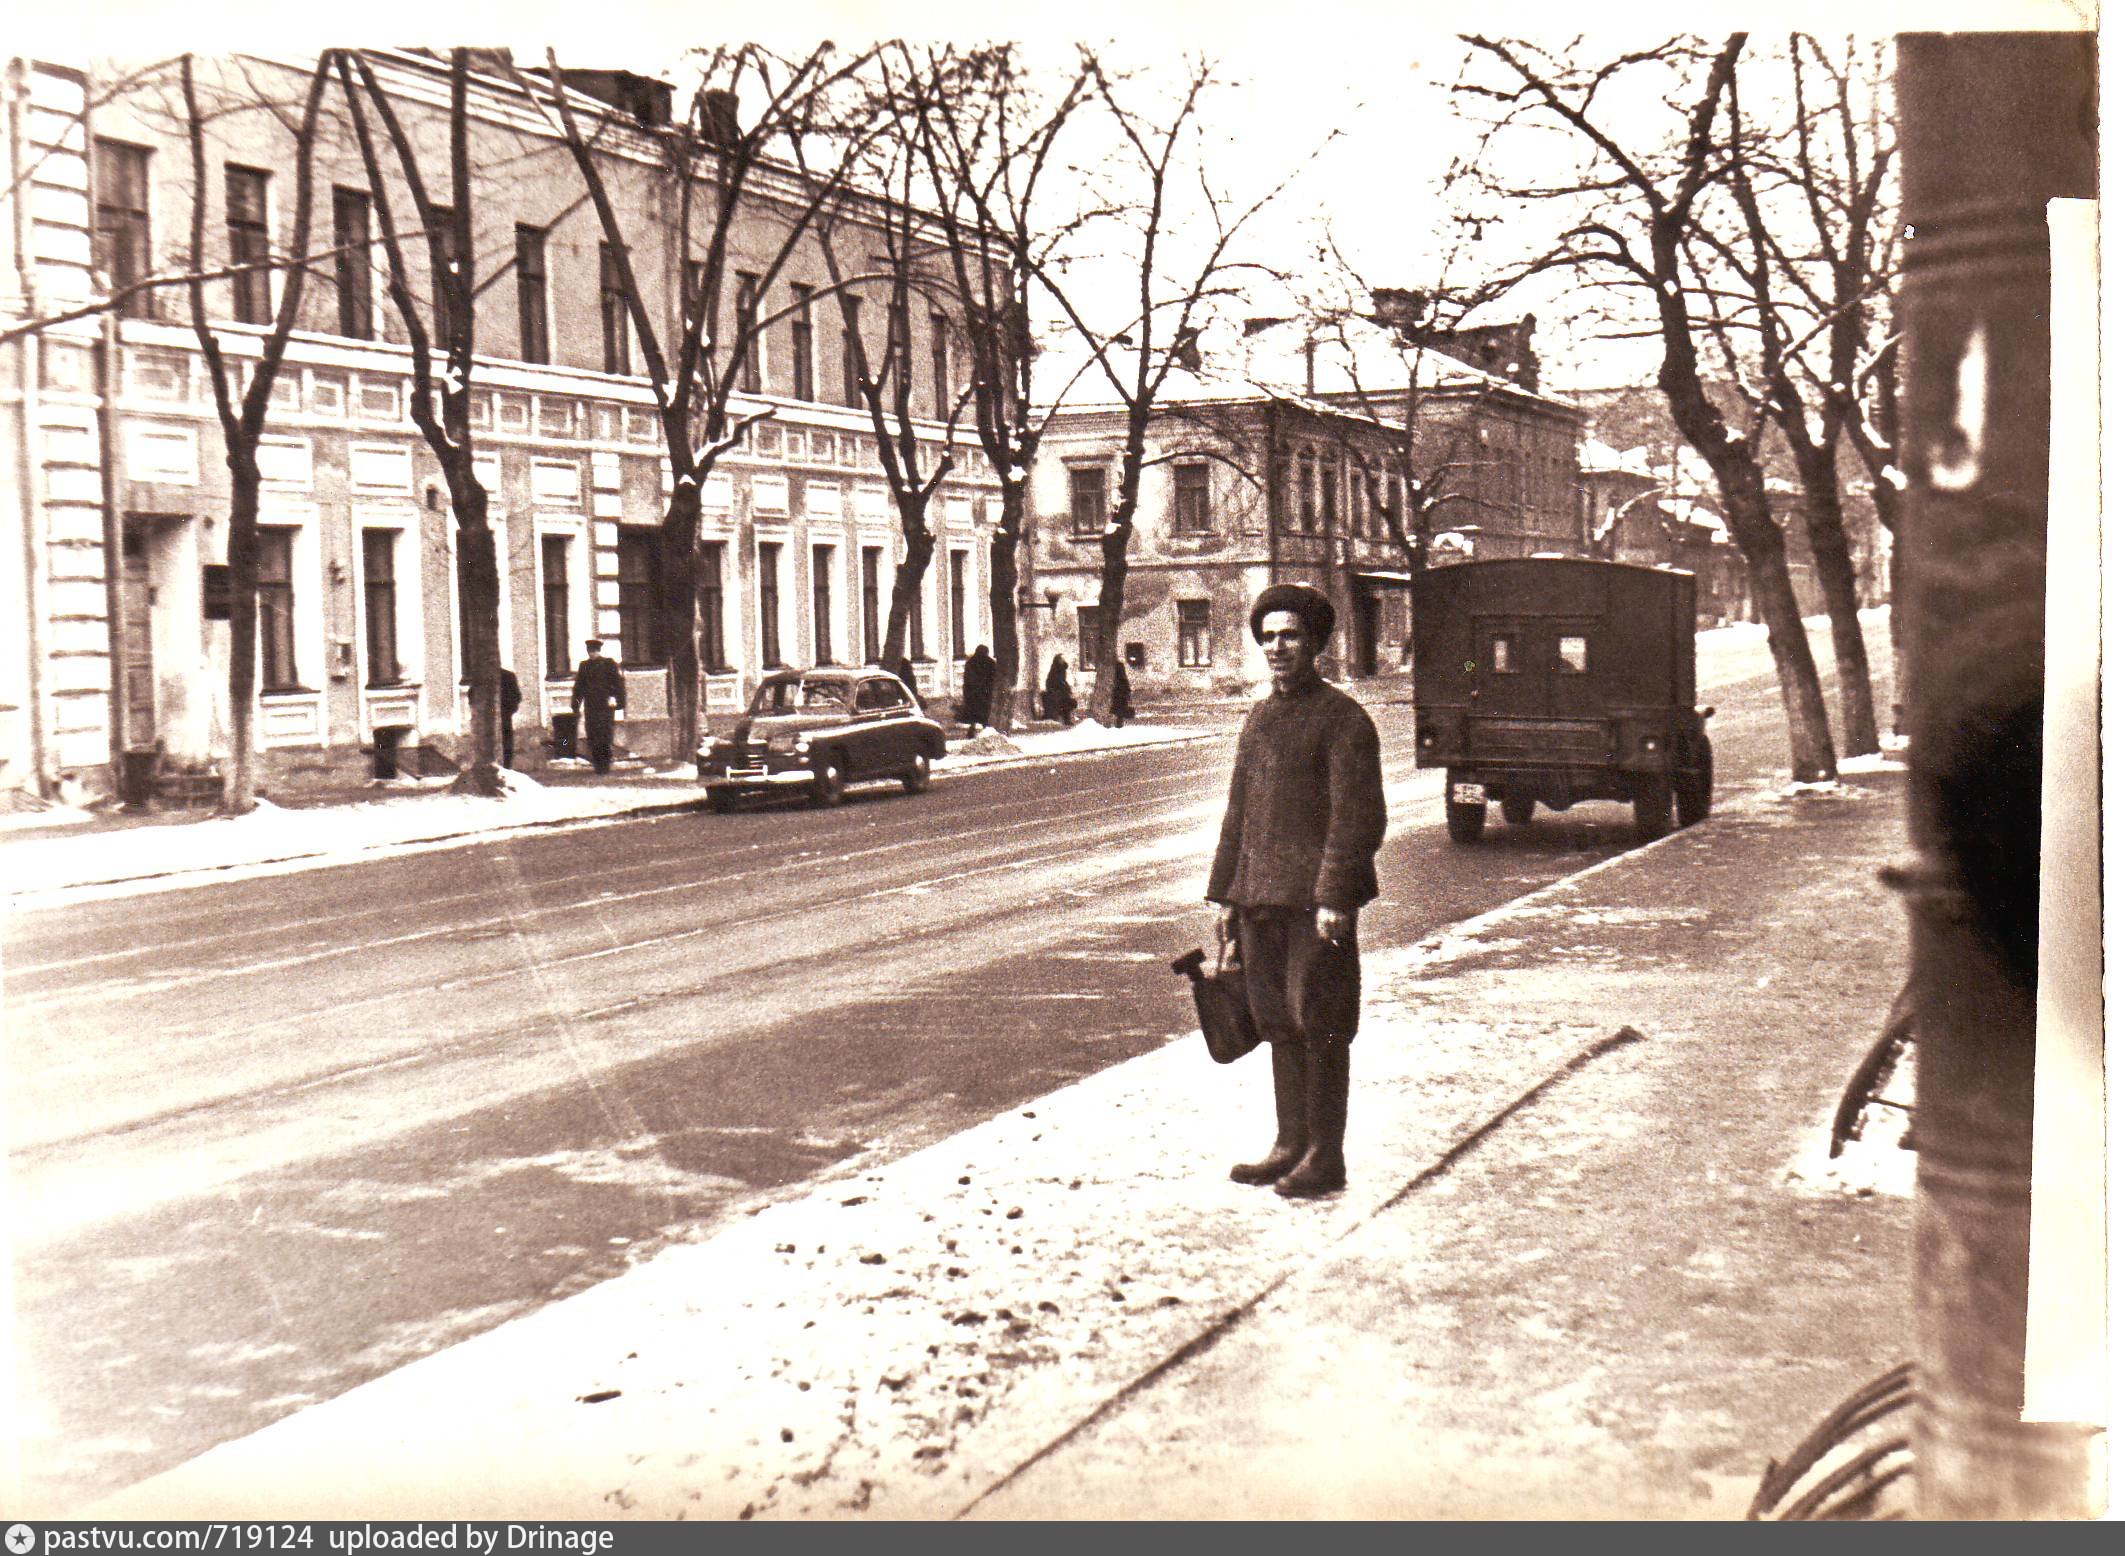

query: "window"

left=329, top=188, right=372, bottom=339
left=257, top=528, right=298, bottom=691
left=225, top=165, right=270, bottom=324
left=516, top=225, right=549, bottom=363
left=617, top=530, right=665, bottom=666
left=1387, top=476, right=1404, bottom=540
left=1069, top=465, right=1108, bottom=537
left=1320, top=454, right=1338, bottom=532
left=840, top=298, right=864, bottom=407
left=541, top=535, right=571, bottom=678
left=600, top=242, right=631, bottom=376
left=790, top=283, right=815, bottom=401
left=1489, top=633, right=1518, bottom=674
left=949, top=550, right=967, bottom=659
left=931, top=312, right=951, bottom=418
left=1076, top=605, right=1103, bottom=671
left=1177, top=600, right=1211, bottom=668
left=860, top=545, right=882, bottom=661
left=1298, top=451, right=1317, bottom=533
left=700, top=541, right=729, bottom=672
left=812, top=544, right=835, bottom=664
left=361, top=528, right=400, bottom=685
left=1557, top=634, right=1588, bottom=674
left=887, top=297, right=910, bottom=397
left=429, top=203, right=461, bottom=345
left=1173, top=462, right=1211, bottom=535
left=908, top=570, right=926, bottom=660
left=759, top=541, right=783, bottom=667
left=735, top=271, right=761, bottom=394
left=93, top=139, right=153, bottom=318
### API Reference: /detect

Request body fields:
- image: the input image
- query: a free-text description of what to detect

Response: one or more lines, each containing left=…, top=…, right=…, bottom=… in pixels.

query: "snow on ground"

left=3, top=769, right=701, bottom=906
left=942, top=720, right=1202, bottom=771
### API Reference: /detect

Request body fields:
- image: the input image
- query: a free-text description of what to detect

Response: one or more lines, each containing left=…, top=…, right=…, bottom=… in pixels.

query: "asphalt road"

left=7, top=651, right=1827, bottom=1510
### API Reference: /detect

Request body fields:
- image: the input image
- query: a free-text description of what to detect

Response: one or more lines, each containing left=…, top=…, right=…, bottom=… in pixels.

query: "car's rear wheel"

left=705, top=788, right=736, bottom=814
left=811, top=756, right=846, bottom=808
left=1632, top=774, right=1673, bottom=843
left=901, top=750, right=932, bottom=794
left=1500, top=794, right=1535, bottom=826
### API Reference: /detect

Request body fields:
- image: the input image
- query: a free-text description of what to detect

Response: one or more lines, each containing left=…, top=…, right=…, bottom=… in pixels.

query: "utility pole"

left=1895, top=29, right=2099, bottom=1517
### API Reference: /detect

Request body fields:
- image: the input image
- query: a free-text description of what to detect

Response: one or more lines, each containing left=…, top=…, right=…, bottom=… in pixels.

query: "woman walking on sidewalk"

left=1207, top=584, right=1387, bottom=1198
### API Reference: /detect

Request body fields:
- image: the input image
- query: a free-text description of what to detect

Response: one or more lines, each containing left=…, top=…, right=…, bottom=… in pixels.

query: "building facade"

left=1025, top=320, right=1586, bottom=701
left=2, top=52, right=1000, bottom=801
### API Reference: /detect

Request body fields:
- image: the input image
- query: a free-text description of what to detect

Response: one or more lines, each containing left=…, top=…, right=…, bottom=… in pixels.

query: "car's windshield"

left=751, top=677, right=847, bottom=715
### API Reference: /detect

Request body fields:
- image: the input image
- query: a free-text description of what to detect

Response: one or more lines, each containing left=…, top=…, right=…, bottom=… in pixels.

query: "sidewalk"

left=0, top=720, right=1218, bottom=906
left=80, top=761, right=1918, bottom=1521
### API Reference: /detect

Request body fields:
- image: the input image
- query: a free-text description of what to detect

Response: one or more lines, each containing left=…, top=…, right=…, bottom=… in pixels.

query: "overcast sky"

left=28, top=0, right=2096, bottom=391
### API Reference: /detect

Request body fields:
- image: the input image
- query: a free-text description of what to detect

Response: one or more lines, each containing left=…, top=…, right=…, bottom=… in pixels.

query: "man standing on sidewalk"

left=1208, top=583, right=1387, bottom=1199
left=570, top=638, right=626, bottom=776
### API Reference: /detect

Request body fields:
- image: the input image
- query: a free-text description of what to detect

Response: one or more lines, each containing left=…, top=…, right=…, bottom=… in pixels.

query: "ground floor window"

left=257, top=526, right=299, bottom=691
left=950, top=549, right=968, bottom=659
left=1077, top=604, right=1103, bottom=671
left=861, top=546, right=882, bottom=663
left=700, top=540, right=729, bottom=672
left=361, top=527, right=400, bottom=685
left=541, top=534, right=572, bottom=678
left=812, top=544, right=835, bottom=664
left=760, top=541, right=783, bottom=667
left=1177, top=599, right=1211, bottom=667
left=617, top=529, right=666, bottom=667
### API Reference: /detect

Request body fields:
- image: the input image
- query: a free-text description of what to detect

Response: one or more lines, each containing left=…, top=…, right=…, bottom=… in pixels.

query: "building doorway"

left=119, top=525, right=157, bottom=751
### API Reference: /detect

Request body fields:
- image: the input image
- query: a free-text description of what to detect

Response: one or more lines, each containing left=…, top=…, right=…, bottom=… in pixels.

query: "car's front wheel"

left=901, top=750, right=932, bottom=794
left=811, top=755, right=846, bottom=808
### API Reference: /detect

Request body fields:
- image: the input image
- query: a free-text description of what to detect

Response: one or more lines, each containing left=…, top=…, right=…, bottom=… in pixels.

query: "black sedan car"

left=696, top=668, right=947, bottom=811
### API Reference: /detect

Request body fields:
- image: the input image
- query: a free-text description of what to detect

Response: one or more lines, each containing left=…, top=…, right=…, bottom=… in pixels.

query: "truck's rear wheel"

left=1446, top=774, right=1487, bottom=844
left=1500, top=794, right=1535, bottom=826
left=1675, top=736, right=1714, bottom=825
left=1632, top=774, right=1673, bottom=842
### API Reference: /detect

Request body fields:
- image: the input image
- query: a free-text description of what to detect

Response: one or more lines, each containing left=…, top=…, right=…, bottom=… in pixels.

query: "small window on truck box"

left=1489, top=633, right=1518, bottom=673
left=1557, top=634, right=1588, bottom=674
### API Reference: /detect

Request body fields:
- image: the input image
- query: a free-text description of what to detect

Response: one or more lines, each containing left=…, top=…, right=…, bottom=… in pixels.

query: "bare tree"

left=334, top=49, right=505, bottom=793
left=1457, top=33, right=1838, bottom=780
left=176, top=53, right=331, bottom=813
left=901, top=44, right=1090, bottom=727
left=1027, top=53, right=1306, bottom=726
left=1690, top=34, right=1894, bottom=756
left=803, top=60, right=979, bottom=678
left=524, top=45, right=879, bottom=760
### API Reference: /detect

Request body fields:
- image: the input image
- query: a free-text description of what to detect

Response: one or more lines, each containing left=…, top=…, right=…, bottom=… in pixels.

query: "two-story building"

left=1025, top=312, right=1585, bottom=699
left=2, top=51, right=1001, bottom=801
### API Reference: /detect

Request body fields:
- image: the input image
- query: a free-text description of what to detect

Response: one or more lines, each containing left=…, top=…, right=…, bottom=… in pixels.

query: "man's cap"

left=584, top=637, right=605, bottom=649
left=1250, top=583, right=1336, bottom=643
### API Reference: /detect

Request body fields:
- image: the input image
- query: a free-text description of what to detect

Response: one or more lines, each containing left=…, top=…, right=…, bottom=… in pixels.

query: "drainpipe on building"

left=8, top=58, right=52, bottom=797
left=83, top=79, right=134, bottom=802
left=1895, top=30, right=2100, bottom=1518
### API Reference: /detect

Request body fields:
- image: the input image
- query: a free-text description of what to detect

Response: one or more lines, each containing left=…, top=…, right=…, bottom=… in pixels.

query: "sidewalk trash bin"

left=551, top=711, right=579, bottom=758
left=119, top=748, right=158, bottom=812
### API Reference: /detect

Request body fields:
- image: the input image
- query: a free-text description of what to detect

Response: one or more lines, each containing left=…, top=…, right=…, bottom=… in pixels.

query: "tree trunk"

left=881, top=516, right=937, bottom=672
left=660, top=489, right=705, bottom=761
left=1796, top=468, right=1881, bottom=758
left=1083, top=523, right=1130, bottom=726
left=446, top=468, right=502, bottom=795
left=1744, top=533, right=1840, bottom=782
left=985, top=484, right=1026, bottom=732
left=220, top=454, right=261, bottom=814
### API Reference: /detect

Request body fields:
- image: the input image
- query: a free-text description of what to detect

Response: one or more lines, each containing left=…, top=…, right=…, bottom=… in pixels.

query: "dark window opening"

left=225, top=164, right=270, bottom=325
left=94, top=139, right=153, bottom=319
left=361, top=527, right=399, bottom=685
left=759, top=542, right=783, bottom=667
left=1173, top=463, right=1211, bottom=534
left=736, top=271, right=761, bottom=394
left=600, top=242, right=631, bottom=376
left=812, top=544, right=835, bottom=664
left=541, top=534, right=571, bottom=678
left=516, top=224, right=549, bottom=363
left=1178, top=600, right=1211, bottom=668
left=860, top=545, right=881, bottom=662
left=1069, top=466, right=1108, bottom=537
left=949, top=550, right=967, bottom=659
left=617, top=530, right=666, bottom=666
left=790, top=283, right=815, bottom=401
left=257, top=527, right=298, bottom=691
left=333, top=187, right=373, bottom=340
left=699, top=540, right=728, bottom=673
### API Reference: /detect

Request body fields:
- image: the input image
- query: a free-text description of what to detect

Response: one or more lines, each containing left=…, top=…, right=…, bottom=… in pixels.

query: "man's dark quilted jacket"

left=1206, top=678, right=1388, bottom=911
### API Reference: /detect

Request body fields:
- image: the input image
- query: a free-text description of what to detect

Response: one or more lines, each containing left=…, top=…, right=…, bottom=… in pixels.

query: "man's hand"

left=1316, top=906, right=1353, bottom=942
left=1215, top=903, right=1240, bottom=944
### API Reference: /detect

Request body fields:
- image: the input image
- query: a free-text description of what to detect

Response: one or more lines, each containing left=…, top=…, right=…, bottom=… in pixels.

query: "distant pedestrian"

left=1207, top=583, right=1387, bottom=1199
left=1111, top=658, right=1134, bottom=726
left=893, top=654, right=921, bottom=705
left=569, top=638, right=626, bottom=775
left=960, top=644, right=997, bottom=731
left=498, top=667, right=522, bottom=769
left=1041, top=655, right=1077, bottom=724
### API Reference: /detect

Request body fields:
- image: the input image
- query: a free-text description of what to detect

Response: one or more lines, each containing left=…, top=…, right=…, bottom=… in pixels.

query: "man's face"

left=1259, top=610, right=1319, bottom=686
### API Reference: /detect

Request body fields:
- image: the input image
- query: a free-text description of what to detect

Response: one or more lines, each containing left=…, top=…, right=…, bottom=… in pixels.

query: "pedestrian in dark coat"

left=498, top=667, right=522, bottom=770
left=960, top=644, right=997, bottom=731
left=1041, top=655, right=1077, bottom=724
left=1111, top=658, right=1134, bottom=726
left=893, top=654, right=922, bottom=706
left=570, top=638, right=626, bottom=775
left=1207, top=582, right=1386, bottom=1199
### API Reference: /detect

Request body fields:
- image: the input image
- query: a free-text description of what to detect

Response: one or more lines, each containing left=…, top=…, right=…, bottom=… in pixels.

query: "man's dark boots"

left=1230, top=1042, right=1309, bottom=1185
left=1274, top=1043, right=1349, bottom=1198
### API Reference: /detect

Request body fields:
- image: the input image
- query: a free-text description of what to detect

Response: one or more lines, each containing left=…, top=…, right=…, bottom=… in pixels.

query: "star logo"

left=6, top=1524, right=36, bottom=1555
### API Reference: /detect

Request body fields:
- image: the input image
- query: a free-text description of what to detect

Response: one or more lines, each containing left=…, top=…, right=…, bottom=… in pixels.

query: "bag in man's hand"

left=1171, top=939, right=1262, bottom=1064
